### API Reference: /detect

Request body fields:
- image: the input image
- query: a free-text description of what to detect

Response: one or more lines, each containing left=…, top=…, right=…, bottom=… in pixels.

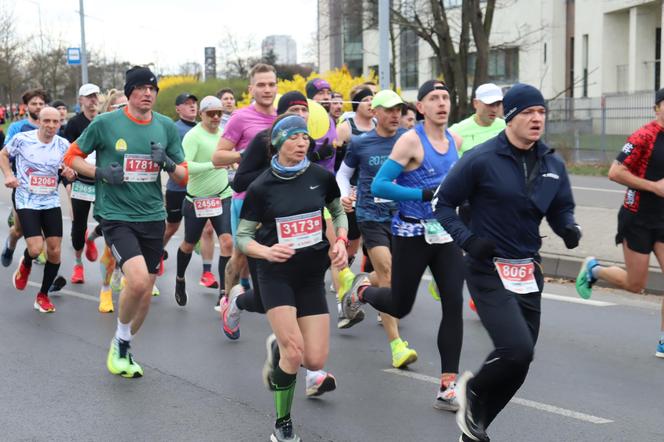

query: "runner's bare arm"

left=0, top=148, right=17, bottom=188
left=451, top=132, right=463, bottom=153
left=389, top=131, right=422, bottom=170
left=608, top=160, right=663, bottom=196
left=216, top=136, right=235, bottom=152
left=336, top=120, right=351, bottom=146
left=212, top=141, right=242, bottom=167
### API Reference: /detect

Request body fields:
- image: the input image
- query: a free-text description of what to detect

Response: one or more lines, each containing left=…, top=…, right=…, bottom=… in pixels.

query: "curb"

left=541, top=253, right=664, bottom=295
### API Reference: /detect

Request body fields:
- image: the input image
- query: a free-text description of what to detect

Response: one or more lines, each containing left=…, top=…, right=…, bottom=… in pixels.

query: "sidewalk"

left=540, top=206, right=664, bottom=294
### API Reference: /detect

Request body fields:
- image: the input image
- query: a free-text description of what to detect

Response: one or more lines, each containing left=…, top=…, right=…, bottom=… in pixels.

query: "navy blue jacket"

left=434, top=131, right=576, bottom=269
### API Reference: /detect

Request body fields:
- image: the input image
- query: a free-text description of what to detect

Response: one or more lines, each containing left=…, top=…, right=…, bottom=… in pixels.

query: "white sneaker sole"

left=455, top=371, right=479, bottom=441
left=656, top=351, right=664, bottom=358
left=262, top=334, right=277, bottom=389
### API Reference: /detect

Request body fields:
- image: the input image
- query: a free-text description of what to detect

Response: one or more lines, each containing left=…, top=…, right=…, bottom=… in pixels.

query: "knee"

left=125, top=274, right=152, bottom=296
left=220, top=235, right=233, bottom=254
left=505, top=341, right=535, bottom=366
left=280, top=335, right=305, bottom=369
left=179, top=242, right=194, bottom=254
left=27, top=243, right=42, bottom=257
left=203, top=224, right=214, bottom=237
left=46, top=244, right=61, bottom=261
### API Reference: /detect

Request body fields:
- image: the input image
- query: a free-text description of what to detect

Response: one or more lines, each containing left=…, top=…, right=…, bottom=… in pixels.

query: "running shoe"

left=34, top=292, right=55, bottom=313
left=434, top=382, right=460, bottom=411
left=656, top=340, right=664, bottom=359
left=262, top=334, right=280, bottom=391
left=110, top=268, right=123, bottom=292
left=340, top=272, right=370, bottom=328
left=194, top=240, right=201, bottom=255
left=214, top=289, right=226, bottom=312
left=469, top=298, right=477, bottom=313
left=428, top=280, right=441, bottom=301
left=98, top=287, right=114, bottom=313
left=391, top=339, right=418, bottom=369
left=336, top=267, right=355, bottom=301
left=163, top=250, right=169, bottom=260
left=456, top=371, right=489, bottom=442
left=34, top=250, right=46, bottom=265
left=270, top=418, right=300, bottom=442
left=152, top=284, right=160, bottom=297
left=85, top=232, right=98, bottom=262
left=71, top=264, right=85, bottom=284
left=376, top=313, right=382, bottom=325
left=305, top=370, right=337, bottom=397
left=199, top=271, right=219, bottom=289
left=1, top=237, right=14, bottom=267
left=575, top=256, right=598, bottom=300
left=120, top=276, right=126, bottom=290
left=13, top=257, right=30, bottom=290
left=220, top=285, right=243, bottom=340
left=174, top=278, right=187, bottom=306
left=48, top=275, right=66, bottom=294
left=106, top=338, right=143, bottom=378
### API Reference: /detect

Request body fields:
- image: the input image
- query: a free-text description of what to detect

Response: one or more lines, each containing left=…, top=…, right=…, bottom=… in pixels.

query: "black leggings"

left=235, top=257, right=266, bottom=313
left=71, top=198, right=92, bottom=251
left=465, top=265, right=542, bottom=428
left=361, top=235, right=464, bottom=373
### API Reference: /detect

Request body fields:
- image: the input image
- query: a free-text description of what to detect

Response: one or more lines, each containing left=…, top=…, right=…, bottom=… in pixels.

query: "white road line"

left=27, top=281, right=98, bottom=302
left=382, top=369, right=613, bottom=425
left=571, top=186, right=623, bottom=194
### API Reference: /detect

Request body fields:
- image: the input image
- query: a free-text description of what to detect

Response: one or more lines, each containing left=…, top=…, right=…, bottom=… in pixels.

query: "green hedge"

left=155, top=78, right=248, bottom=119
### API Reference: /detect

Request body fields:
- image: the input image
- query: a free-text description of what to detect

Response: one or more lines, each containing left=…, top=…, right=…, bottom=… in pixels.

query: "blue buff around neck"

left=371, top=158, right=423, bottom=201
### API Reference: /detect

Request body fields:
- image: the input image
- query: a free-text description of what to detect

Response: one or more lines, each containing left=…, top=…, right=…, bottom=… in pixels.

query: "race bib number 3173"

left=275, top=211, right=323, bottom=250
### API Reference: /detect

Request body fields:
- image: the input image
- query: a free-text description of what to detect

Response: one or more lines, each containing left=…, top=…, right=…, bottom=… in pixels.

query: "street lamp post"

left=378, top=0, right=390, bottom=90
left=79, top=0, right=89, bottom=84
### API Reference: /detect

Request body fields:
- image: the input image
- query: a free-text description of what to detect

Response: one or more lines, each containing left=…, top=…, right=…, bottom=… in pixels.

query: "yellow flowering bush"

left=158, top=75, right=199, bottom=91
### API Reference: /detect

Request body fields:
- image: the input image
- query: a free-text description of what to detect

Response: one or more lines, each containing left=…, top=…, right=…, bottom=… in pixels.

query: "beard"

left=29, top=111, right=39, bottom=120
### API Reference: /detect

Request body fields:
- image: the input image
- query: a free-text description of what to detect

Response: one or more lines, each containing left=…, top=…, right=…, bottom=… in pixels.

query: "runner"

left=215, top=88, right=236, bottom=132
left=222, top=91, right=339, bottom=397
left=341, top=80, right=465, bottom=411
left=64, top=66, right=187, bottom=378
left=213, top=63, right=278, bottom=308
left=400, top=102, right=417, bottom=130
left=174, top=96, right=233, bottom=306
left=329, top=91, right=344, bottom=121
left=236, top=114, right=348, bottom=442
left=433, top=83, right=580, bottom=441
left=576, top=88, right=664, bottom=358
left=64, top=83, right=101, bottom=286
left=0, top=107, right=75, bottom=312
left=336, top=89, right=418, bottom=368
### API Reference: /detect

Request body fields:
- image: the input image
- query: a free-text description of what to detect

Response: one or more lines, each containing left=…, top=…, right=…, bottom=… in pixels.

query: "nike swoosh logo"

left=309, top=185, right=320, bottom=190
left=484, top=357, right=500, bottom=365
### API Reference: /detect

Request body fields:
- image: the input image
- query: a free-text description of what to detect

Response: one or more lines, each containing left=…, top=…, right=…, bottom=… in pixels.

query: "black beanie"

left=124, top=66, right=159, bottom=98
left=351, top=88, right=373, bottom=112
left=502, top=83, right=546, bottom=123
left=277, top=91, right=308, bottom=115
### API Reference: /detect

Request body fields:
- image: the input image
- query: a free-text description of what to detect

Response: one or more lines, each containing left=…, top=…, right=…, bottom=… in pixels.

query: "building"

left=261, top=35, right=297, bottom=65
left=317, top=0, right=664, bottom=102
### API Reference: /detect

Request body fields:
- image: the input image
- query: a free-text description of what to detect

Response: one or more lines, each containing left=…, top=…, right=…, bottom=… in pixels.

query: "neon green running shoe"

left=107, top=338, right=143, bottom=378
left=194, top=240, right=201, bottom=255
left=575, top=257, right=598, bottom=300
left=337, top=267, right=355, bottom=303
left=428, top=280, right=441, bottom=301
left=391, top=339, right=418, bottom=369
left=34, top=250, right=46, bottom=265
left=152, top=284, right=160, bottom=297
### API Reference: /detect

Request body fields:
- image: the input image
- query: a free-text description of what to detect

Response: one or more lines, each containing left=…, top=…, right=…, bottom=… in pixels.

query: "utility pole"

left=79, top=0, right=89, bottom=84
left=378, top=0, right=390, bottom=90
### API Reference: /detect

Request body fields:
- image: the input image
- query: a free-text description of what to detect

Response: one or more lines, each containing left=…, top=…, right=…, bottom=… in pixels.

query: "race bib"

left=374, top=196, right=393, bottom=204
left=193, top=196, right=223, bottom=218
left=123, top=154, right=160, bottom=182
left=227, top=167, right=236, bottom=182
left=28, top=174, right=57, bottom=195
left=276, top=210, right=323, bottom=250
left=421, top=219, right=453, bottom=244
left=493, top=258, right=539, bottom=294
left=71, top=181, right=95, bottom=202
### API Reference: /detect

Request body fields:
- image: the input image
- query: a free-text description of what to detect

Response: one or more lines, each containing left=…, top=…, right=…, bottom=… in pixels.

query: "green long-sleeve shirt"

left=182, top=123, right=232, bottom=200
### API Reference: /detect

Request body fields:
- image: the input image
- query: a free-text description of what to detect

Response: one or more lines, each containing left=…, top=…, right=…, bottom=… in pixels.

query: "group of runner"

left=2, top=62, right=663, bottom=442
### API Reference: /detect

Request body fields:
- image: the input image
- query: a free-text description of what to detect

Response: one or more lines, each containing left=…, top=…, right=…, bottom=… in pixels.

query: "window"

left=467, top=47, right=519, bottom=84
left=430, top=56, right=441, bottom=79
left=400, top=28, right=419, bottom=89
left=343, top=0, right=364, bottom=76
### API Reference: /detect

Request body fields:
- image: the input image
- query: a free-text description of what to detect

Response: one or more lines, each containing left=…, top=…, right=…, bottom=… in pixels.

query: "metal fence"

left=544, top=91, right=654, bottom=164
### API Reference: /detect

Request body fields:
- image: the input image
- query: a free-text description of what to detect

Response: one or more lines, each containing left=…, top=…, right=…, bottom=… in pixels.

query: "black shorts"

left=16, top=207, right=63, bottom=239
left=100, top=218, right=165, bottom=273
left=257, top=249, right=330, bottom=317
left=358, top=221, right=392, bottom=250
left=347, top=210, right=361, bottom=241
left=615, top=207, right=664, bottom=254
left=182, top=197, right=232, bottom=244
left=165, top=190, right=186, bottom=224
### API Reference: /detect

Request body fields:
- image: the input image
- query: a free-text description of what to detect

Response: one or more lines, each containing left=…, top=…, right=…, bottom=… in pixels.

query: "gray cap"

left=199, top=96, right=223, bottom=112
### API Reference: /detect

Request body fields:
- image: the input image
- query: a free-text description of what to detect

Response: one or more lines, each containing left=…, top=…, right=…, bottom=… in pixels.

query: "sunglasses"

left=205, top=110, right=222, bottom=118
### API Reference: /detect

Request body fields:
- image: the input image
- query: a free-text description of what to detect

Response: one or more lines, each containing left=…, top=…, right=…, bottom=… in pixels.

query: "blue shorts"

left=231, top=198, right=244, bottom=242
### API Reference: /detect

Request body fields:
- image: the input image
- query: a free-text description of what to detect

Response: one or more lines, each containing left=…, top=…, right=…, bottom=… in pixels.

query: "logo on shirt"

left=542, top=173, right=559, bottom=180
left=115, top=138, right=127, bottom=152
left=309, top=185, right=320, bottom=190
left=621, top=143, right=634, bottom=155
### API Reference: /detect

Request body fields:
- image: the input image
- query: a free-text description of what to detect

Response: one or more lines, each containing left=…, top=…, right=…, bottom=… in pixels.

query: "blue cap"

left=270, top=115, right=309, bottom=150
left=502, top=83, right=545, bottom=123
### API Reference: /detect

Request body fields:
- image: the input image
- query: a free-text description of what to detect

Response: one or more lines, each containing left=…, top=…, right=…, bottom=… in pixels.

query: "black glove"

left=150, top=141, right=177, bottom=173
left=562, top=224, right=582, bottom=249
left=422, top=188, right=437, bottom=202
left=465, top=236, right=496, bottom=260
left=95, top=162, right=124, bottom=185
left=308, top=138, right=334, bottom=162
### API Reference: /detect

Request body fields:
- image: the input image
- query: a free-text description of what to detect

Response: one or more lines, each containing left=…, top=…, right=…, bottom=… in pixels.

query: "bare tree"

left=0, top=1, right=25, bottom=109
left=178, top=62, right=203, bottom=79
left=218, top=33, right=259, bottom=79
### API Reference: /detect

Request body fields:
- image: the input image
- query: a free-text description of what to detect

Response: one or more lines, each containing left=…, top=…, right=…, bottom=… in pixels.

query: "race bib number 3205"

left=493, top=258, right=539, bottom=294
left=28, top=174, right=57, bottom=195
left=276, top=211, right=323, bottom=250
left=123, top=154, right=160, bottom=182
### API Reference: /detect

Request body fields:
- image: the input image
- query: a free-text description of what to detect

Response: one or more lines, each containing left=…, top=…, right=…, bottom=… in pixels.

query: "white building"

left=317, top=0, right=664, bottom=101
left=262, top=35, right=297, bottom=65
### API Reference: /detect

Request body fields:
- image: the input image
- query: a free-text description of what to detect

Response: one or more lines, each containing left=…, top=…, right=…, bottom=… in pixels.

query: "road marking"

left=571, top=185, right=623, bottom=194
left=27, top=281, right=98, bottom=302
left=382, top=369, right=613, bottom=424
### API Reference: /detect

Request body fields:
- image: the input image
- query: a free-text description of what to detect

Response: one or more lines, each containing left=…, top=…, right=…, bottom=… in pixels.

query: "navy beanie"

left=277, top=91, right=308, bottom=115
left=124, top=66, right=159, bottom=98
left=502, top=83, right=545, bottom=123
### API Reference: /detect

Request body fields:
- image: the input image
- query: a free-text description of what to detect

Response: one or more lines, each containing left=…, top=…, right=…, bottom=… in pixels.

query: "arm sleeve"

left=183, top=132, right=213, bottom=175
left=545, top=164, right=576, bottom=236
left=326, top=197, right=348, bottom=232
left=233, top=131, right=269, bottom=193
left=236, top=219, right=259, bottom=255
left=335, top=162, right=355, bottom=197
left=372, top=158, right=424, bottom=201
left=63, top=142, right=89, bottom=168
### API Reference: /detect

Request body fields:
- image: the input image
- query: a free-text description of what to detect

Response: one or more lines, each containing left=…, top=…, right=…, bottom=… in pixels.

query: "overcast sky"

left=12, top=0, right=318, bottom=73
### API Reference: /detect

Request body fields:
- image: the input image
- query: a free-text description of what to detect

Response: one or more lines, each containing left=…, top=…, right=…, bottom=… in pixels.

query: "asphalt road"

left=1, top=180, right=663, bottom=441
left=569, top=174, right=624, bottom=210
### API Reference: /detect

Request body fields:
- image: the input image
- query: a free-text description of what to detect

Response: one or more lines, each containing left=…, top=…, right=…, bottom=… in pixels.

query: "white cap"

left=199, top=96, right=223, bottom=113
left=475, top=83, right=503, bottom=104
left=78, top=83, right=100, bottom=97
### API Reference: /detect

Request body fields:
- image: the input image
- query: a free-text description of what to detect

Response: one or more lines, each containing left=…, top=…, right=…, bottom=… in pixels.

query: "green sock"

left=271, top=365, right=296, bottom=424
left=389, top=337, right=403, bottom=353
left=75, top=256, right=82, bottom=265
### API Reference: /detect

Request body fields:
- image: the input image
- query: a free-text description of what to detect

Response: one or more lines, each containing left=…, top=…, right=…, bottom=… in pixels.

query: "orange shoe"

left=85, top=231, right=98, bottom=262
left=71, top=264, right=84, bottom=284
left=199, top=271, right=219, bottom=289
left=34, top=292, right=55, bottom=313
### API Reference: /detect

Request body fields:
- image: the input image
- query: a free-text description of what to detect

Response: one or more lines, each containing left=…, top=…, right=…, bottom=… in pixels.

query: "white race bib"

left=71, top=181, right=95, bottom=202
left=493, top=258, right=539, bottom=294
left=374, top=197, right=393, bottom=204
left=276, top=210, right=323, bottom=250
left=28, top=174, right=57, bottom=195
left=123, top=154, right=160, bottom=182
left=421, top=219, right=453, bottom=244
left=193, top=196, right=223, bottom=218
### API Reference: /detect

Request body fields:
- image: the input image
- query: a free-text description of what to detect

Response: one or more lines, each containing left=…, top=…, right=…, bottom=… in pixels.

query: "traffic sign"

left=67, top=47, right=81, bottom=65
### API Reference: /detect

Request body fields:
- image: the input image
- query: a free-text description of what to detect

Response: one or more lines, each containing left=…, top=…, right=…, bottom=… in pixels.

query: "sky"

left=11, top=0, right=318, bottom=73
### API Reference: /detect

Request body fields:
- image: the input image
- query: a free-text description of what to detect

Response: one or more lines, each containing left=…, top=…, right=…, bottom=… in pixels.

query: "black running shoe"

left=262, top=334, right=280, bottom=391
left=456, top=371, right=489, bottom=442
left=48, top=275, right=67, bottom=293
left=175, top=278, right=187, bottom=306
left=270, top=419, right=300, bottom=442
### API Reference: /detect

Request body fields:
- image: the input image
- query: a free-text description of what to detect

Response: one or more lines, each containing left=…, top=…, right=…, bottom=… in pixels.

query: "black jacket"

left=434, top=130, right=576, bottom=269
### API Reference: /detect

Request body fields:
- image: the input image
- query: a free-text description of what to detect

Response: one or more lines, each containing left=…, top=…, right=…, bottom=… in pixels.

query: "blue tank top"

left=392, top=123, right=458, bottom=237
